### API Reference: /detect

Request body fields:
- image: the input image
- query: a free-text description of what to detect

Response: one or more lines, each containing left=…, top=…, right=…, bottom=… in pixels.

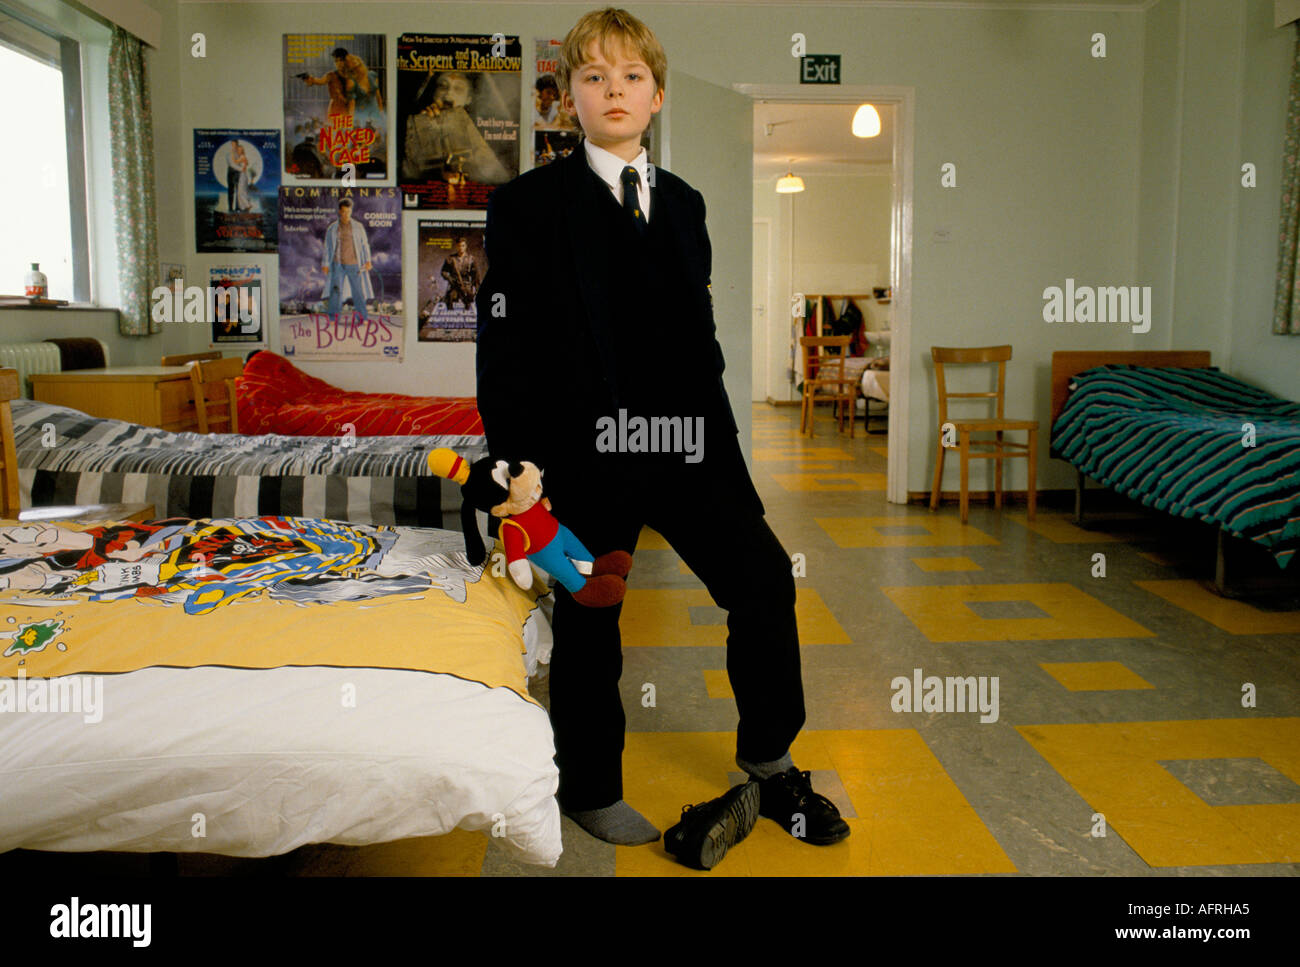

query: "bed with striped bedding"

left=12, top=399, right=486, bottom=526
left=1050, top=365, right=1300, bottom=568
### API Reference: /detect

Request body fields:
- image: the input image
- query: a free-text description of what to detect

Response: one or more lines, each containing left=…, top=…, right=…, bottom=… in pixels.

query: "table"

left=30, top=367, right=198, bottom=432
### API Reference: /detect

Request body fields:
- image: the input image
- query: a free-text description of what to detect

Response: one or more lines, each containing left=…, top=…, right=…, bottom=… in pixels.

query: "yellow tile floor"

left=16, top=402, right=1295, bottom=878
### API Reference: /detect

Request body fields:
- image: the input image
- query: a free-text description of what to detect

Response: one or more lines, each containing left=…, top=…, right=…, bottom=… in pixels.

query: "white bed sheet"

left=861, top=369, right=890, bottom=402
left=0, top=663, right=562, bottom=866
left=523, top=594, right=554, bottom=678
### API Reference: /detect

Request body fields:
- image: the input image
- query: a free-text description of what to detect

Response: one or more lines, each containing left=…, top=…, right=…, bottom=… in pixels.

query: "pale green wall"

left=753, top=172, right=893, bottom=402
left=1227, top=0, right=1299, bottom=400
left=1137, top=0, right=1181, bottom=349
left=159, top=1, right=1146, bottom=491
left=1136, top=0, right=1298, bottom=401
left=27, top=0, right=1292, bottom=493
left=1171, top=0, right=1244, bottom=363
left=791, top=172, right=892, bottom=323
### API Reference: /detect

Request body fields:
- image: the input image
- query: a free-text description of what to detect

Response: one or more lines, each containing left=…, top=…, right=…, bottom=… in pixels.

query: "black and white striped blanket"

left=12, top=399, right=486, bottom=527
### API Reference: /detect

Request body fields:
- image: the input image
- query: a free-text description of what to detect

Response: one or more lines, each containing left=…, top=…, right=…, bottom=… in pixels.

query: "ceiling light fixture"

left=852, top=104, right=881, bottom=138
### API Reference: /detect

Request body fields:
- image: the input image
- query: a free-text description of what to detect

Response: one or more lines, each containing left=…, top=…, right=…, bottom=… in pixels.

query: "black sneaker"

left=663, top=780, right=761, bottom=871
left=754, top=767, right=851, bottom=845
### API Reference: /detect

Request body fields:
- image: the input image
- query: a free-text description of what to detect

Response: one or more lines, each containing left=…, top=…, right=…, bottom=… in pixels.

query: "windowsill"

left=0, top=303, right=119, bottom=313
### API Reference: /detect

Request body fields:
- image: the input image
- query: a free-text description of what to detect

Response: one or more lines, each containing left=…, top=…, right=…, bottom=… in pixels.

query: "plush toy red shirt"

left=500, top=500, right=560, bottom=565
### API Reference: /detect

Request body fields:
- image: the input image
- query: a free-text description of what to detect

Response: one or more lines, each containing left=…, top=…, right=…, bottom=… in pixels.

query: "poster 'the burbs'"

left=277, top=187, right=404, bottom=361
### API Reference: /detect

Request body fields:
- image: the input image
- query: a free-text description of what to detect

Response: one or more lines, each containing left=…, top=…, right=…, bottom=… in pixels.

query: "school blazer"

left=475, top=142, right=740, bottom=470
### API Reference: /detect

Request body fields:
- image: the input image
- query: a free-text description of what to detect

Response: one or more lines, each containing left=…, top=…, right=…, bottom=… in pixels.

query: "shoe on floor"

left=664, top=780, right=761, bottom=871
left=753, top=767, right=850, bottom=845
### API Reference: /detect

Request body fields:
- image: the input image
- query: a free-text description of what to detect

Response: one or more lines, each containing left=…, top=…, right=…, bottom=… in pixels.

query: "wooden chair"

left=0, top=368, right=21, bottom=517
left=799, top=336, right=857, bottom=437
left=189, top=356, right=243, bottom=433
left=160, top=350, right=221, bottom=368
left=929, top=345, right=1038, bottom=523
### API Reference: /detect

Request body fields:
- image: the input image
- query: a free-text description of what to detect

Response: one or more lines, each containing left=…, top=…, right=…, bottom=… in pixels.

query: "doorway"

left=739, top=84, right=914, bottom=505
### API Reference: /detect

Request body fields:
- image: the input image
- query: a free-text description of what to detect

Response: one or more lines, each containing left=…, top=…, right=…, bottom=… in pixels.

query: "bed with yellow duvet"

left=0, top=514, right=561, bottom=867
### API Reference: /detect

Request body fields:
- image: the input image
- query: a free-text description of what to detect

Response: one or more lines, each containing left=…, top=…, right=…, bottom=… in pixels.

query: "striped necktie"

left=621, top=165, right=647, bottom=234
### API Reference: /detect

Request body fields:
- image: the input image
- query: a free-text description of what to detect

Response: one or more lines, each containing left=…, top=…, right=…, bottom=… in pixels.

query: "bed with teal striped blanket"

left=1050, top=365, right=1300, bottom=569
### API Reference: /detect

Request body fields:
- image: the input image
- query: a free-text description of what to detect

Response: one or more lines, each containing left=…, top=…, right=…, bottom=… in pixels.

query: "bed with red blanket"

left=236, top=351, right=484, bottom=437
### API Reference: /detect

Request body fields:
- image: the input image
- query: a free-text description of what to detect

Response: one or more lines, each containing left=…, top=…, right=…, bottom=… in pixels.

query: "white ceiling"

left=754, top=101, right=894, bottom=180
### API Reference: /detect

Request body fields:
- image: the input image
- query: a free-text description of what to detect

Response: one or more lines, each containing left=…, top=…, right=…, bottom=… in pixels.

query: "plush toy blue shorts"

left=528, top=524, right=595, bottom=594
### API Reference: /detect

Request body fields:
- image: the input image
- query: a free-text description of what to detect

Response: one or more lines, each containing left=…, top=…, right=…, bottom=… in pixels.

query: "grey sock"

left=564, top=800, right=661, bottom=845
left=736, top=752, right=795, bottom=780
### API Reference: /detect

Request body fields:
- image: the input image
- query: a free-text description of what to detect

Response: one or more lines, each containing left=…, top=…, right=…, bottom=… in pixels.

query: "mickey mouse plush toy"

left=428, top=448, right=631, bottom=607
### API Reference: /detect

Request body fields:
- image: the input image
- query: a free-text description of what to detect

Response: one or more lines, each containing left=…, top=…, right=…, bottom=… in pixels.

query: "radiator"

left=0, top=339, right=111, bottom=397
left=0, top=343, right=62, bottom=398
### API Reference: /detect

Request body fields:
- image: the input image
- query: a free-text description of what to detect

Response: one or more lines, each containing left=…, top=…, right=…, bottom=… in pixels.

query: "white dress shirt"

left=584, top=138, right=652, bottom=222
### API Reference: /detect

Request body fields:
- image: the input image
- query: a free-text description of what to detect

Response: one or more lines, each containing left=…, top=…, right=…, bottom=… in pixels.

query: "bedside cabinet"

left=30, top=367, right=200, bottom=432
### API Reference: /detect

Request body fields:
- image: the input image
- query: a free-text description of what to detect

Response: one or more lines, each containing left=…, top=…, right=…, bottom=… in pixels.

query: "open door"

left=663, top=69, right=754, bottom=460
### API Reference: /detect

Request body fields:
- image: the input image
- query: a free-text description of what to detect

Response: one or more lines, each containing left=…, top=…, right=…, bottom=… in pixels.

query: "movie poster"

left=397, top=33, right=520, bottom=209
left=194, top=129, right=280, bottom=253
left=532, top=39, right=580, bottom=168
left=283, top=33, right=388, bottom=182
left=207, top=265, right=266, bottom=348
left=416, top=219, right=485, bottom=342
left=277, top=187, right=404, bottom=361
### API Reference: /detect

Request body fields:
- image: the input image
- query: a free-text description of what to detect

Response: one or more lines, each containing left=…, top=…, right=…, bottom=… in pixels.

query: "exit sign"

left=800, top=55, right=840, bottom=84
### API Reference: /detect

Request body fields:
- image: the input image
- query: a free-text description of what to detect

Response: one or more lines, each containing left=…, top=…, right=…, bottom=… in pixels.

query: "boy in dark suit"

left=476, top=7, right=849, bottom=852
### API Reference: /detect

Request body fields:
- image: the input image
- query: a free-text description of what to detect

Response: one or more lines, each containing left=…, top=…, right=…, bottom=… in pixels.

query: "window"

left=0, top=5, right=90, bottom=302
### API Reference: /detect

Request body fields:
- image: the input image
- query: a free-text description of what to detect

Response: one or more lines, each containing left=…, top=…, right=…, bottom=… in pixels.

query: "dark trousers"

left=545, top=446, right=806, bottom=810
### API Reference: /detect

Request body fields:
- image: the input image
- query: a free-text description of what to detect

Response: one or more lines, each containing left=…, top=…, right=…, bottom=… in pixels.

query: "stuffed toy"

left=428, top=448, right=631, bottom=607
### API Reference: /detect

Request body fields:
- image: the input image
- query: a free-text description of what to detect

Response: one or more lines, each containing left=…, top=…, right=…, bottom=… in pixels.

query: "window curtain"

left=108, top=25, right=159, bottom=336
left=1273, top=22, right=1300, bottom=335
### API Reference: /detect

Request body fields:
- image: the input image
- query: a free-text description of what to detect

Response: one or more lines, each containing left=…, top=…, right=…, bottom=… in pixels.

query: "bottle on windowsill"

left=24, top=263, right=48, bottom=299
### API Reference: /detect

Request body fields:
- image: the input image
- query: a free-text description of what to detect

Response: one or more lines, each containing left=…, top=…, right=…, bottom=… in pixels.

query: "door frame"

left=733, top=83, right=915, bottom=505
left=752, top=215, right=773, bottom=400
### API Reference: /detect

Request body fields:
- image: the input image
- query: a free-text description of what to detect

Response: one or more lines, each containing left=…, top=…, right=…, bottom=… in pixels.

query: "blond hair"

left=558, top=7, right=667, bottom=130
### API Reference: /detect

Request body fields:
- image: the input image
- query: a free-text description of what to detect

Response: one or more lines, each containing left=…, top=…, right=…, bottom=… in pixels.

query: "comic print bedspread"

left=0, top=515, right=563, bottom=864
left=0, top=515, right=541, bottom=697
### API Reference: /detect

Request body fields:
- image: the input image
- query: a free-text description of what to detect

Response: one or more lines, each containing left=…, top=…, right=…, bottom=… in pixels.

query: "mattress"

left=0, top=515, right=561, bottom=865
left=1051, top=365, right=1300, bottom=568
left=13, top=398, right=484, bottom=526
